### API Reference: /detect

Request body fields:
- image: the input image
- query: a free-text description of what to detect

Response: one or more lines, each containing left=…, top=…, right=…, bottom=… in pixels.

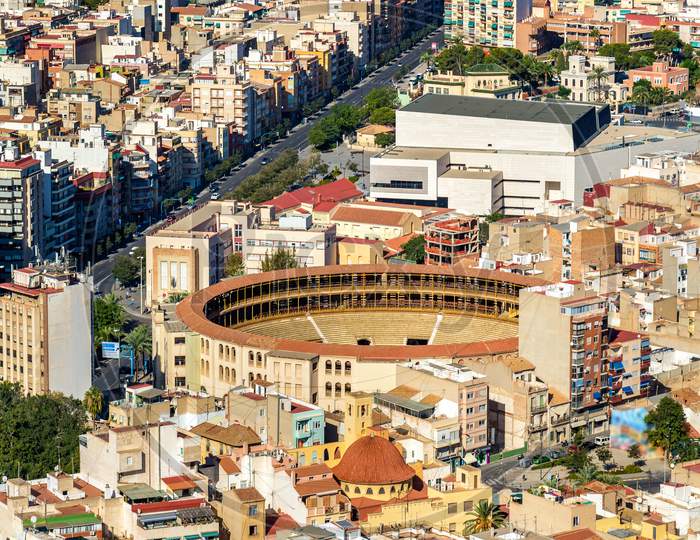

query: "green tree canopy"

left=652, top=28, right=682, bottom=59
left=112, top=255, right=141, bottom=286
left=363, top=86, right=399, bottom=111
left=224, top=252, right=245, bottom=277
left=645, top=396, right=690, bottom=460
left=0, top=382, right=86, bottom=479
left=374, top=132, right=395, bottom=147
left=369, top=106, right=396, bottom=126
left=463, top=501, right=507, bottom=534
left=261, top=249, right=298, bottom=272
left=401, top=235, right=426, bottom=263
left=124, top=325, right=152, bottom=377
left=94, top=293, right=125, bottom=348
left=83, top=386, right=104, bottom=428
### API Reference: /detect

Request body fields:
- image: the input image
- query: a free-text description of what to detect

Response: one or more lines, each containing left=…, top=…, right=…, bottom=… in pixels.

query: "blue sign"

left=101, top=341, right=120, bottom=359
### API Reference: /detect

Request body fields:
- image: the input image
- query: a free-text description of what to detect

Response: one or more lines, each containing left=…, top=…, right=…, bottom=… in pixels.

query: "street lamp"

left=138, top=256, right=144, bottom=314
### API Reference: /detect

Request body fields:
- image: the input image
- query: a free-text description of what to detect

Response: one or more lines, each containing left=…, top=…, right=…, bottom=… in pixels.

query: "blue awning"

left=640, top=380, right=651, bottom=387
left=622, top=386, right=633, bottom=395
left=611, top=361, right=624, bottom=371
left=593, top=391, right=602, bottom=400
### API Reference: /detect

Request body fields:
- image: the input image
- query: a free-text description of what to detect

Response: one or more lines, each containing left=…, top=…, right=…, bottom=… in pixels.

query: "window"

left=175, top=376, right=186, bottom=387
left=448, top=503, right=458, bottom=514
left=248, top=505, right=257, bottom=517
left=174, top=336, right=186, bottom=344
left=126, top=456, right=133, bottom=465
left=174, top=356, right=185, bottom=366
left=463, top=500, right=473, bottom=512
left=249, top=525, right=258, bottom=536
left=573, top=517, right=579, bottom=527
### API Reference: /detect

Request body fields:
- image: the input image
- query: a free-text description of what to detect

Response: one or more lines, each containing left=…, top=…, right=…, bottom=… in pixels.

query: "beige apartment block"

left=0, top=266, right=92, bottom=398
left=510, top=491, right=597, bottom=535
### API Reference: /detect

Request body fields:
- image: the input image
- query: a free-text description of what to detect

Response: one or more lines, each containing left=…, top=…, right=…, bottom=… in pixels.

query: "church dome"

left=333, top=434, right=415, bottom=486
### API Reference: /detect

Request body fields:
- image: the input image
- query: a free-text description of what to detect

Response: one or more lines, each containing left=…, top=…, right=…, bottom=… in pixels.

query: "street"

left=91, top=27, right=444, bottom=297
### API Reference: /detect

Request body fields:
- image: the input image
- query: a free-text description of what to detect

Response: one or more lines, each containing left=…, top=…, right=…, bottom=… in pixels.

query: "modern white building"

left=369, top=94, right=700, bottom=215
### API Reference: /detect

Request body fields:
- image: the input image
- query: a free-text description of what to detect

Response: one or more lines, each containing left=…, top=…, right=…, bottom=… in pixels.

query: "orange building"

left=625, top=61, right=689, bottom=95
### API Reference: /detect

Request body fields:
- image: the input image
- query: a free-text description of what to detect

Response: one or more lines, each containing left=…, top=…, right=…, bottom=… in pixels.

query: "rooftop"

left=402, top=94, right=598, bottom=125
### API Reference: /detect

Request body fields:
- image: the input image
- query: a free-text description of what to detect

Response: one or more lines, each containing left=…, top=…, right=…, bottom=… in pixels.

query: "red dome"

left=333, top=435, right=415, bottom=485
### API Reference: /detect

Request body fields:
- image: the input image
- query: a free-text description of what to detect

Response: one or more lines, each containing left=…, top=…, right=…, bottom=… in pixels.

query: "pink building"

left=625, top=61, right=689, bottom=95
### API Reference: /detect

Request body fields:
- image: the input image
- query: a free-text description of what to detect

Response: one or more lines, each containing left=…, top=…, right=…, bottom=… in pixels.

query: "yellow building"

left=331, top=432, right=492, bottom=534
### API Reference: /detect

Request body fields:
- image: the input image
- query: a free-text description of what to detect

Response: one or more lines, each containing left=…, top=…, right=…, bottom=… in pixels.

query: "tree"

left=588, top=65, right=609, bottom=102
left=538, top=61, right=555, bottom=87
left=224, top=252, right=245, bottom=277
left=463, top=500, right=507, bottom=534
left=93, top=293, right=125, bottom=348
left=420, top=50, right=434, bottom=72
left=561, top=40, right=584, bottom=56
left=652, top=28, right=682, bottom=61
left=595, top=446, right=613, bottom=468
left=645, top=396, right=690, bottom=464
left=485, top=212, right=505, bottom=223
left=557, top=86, right=572, bottom=99
left=83, top=386, right=104, bottom=429
left=0, top=382, right=86, bottom=479
left=374, top=132, right=395, bottom=147
left=590, top=28, right=601, bottom=52
left=631, top=78, right=653, bottom=110
left=363, top=86, right=398, bottom=112
left=598, top=43, right=632, bottom=71
left=261, top=249, right=298, bottom=272
left=569, top=462, right=599, bottom=487
left=112, top=255, right=140, bottom=286
left=124, top=325, right=152, bottom=377
left=369, top=106, right=396, bottom=126
left=401, top=235, right=425, bottom=263
left=627, top=443, right=642, bottom=461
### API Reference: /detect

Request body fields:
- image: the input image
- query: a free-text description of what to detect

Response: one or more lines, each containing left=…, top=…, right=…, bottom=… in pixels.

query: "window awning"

left=593, top=391, right=602, bottom=400
left=611, top=361, right=624, bottom=371
left=623, top=386, right=634, bottom=395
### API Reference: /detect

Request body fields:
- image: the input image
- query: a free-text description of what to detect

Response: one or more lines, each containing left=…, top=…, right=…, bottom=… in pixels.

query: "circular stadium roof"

left=176, top=264, right=547, bottom=360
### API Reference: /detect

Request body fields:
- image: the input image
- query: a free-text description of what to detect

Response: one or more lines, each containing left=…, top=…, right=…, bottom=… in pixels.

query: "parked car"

left=544, top=449, right=565, bottom=459
left=594, top=436, right=610, bottom=447
left=211, top=192, right=221, bottom=200
left=532, top=455, right=551, bottom=465
left=518, top=457, right=532, bottom=468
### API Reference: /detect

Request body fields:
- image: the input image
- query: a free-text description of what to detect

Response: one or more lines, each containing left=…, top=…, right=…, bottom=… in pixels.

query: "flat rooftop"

left=402, top=94, right=597, bottom=125
left=439, top=168, right=501, bottom=180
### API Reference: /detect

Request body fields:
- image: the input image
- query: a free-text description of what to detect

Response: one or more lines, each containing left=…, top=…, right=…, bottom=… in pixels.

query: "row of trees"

left=223, top=248, right=298, bottom=277
left=226, top=149, right=323, bottom=203
left=309, top=87, right=399, bottom=150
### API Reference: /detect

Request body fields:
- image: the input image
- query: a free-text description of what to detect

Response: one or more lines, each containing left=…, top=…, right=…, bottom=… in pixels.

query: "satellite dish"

left=54, top=465, right=60, bottom=472
left=30, top=516, right=37, bottom=524
left=1, top=476, right=7, bottom=483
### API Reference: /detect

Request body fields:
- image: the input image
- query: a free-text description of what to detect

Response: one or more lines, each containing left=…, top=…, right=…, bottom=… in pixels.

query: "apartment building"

left=190, top=65, right=255, bottom=146
left=0, top=152, right=43, bottom=279
left=510, top=491, right=597, bottom=536
left=625, top=61, right=689, bottom=95
left=663, top=239, right=700, bottom=298
left=393, top=361, right=489, bottom=455
left=0, top=265, right=92, bottom=398
left=548, top=218, right=616, bottom=282
left=445, top=0, right=533, bottom=49
left=34, top=149, right=76, bottom=258
left=46, top=88, right=100, bottom=130
left=424, top=216, right=479, bottom=266
left=520, top=290, right=611, bottom=436
left=227, top=391, right=326, bottom=448
left=222, top=488, right=265, bottom=540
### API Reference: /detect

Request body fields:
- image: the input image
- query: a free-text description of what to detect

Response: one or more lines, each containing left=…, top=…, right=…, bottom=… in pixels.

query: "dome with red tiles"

left=333, top=434, right=415, bottom=487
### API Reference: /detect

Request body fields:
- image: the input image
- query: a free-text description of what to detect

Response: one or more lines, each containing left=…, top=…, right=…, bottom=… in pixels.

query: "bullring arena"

left=162, top=264, right=547, bottom=410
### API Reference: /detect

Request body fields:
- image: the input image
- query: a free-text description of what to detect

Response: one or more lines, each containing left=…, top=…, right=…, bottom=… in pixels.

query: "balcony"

left=530, top=403, right=548, bottom=414
left=529, top=423, right=548, bottom=433
left=550, top=414, right=569, bottom=427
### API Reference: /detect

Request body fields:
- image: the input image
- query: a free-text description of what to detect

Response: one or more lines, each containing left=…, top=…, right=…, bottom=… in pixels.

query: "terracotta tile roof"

left=383, top=232, right=418, bottom=255
left=609, top=328, right=644, bottom=345
left=131, top=496, right=208, bottom=514
left=331, top=206, right=413, bottom=227
left=500, top=356, right=535, bottom=373
left=73, top=478, right=102, bottom=497
left=262, top=178, right=361, bottom=212
left=0, top=156, right=39, bottom=170
left=233, top=487, right=264, bottom=502
left=266, top=510, right=299, bottom=536
left=219, top=456, right=241, bottom=474
left=387, top=385, right=419, bottom=399
left=333, top=435, right=415, bottom=486
left=552, top=528, right=603, bottom=540
left=190, top=422, right=261, bottom=447
left=162, top=475, right=197, bottom=491
left=295, top=463, right=331, bottom=478
left=549, top=388, right=570, bottom=406
left=357, top=124, right=394, bottom=135
left=294, top=478, right=341, bottom=497
left=605, top=176, right=672, bottom=188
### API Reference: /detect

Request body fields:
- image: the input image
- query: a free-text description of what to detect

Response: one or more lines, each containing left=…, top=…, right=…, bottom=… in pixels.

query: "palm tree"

left=562, top=40, right=584, bottom=57
left=588, top=65, right=608, bottom=102
left=539, top=62, right=555, bottom=87
left=420, top=51, right=434, bottom=72
left=568, top=462, right=599, bottom=487
left=463, top=500, right=507, bottom=534
left=83, top=386, right=104, bottom=429
left=631, top=79, right=653, bottom=111
left=124, top=324, right=152, bottom=378
left=589, top=29, right=601, bottom=52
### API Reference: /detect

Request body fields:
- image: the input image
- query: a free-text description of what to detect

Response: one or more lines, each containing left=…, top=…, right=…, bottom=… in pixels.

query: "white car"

left=211, top=192, right=221, bottom=200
